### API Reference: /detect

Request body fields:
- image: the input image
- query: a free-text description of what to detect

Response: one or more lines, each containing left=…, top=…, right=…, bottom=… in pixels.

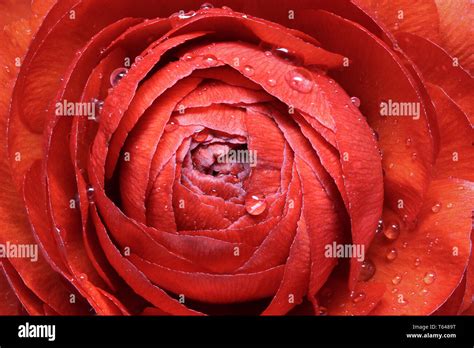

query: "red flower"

left=0, top=0, right=472, bottom=316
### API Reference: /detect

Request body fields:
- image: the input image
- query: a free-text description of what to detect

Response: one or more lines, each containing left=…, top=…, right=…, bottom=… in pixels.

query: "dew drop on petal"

left=423, top=271, right=436, bottom=285
left=392, top=274, right=402, bottom=285
left=375, top=219, right=384, bottom=234
left=359, top=259, right=376, bottom=281
left=272, top=47, right=302, bottom=65
left=446, top=202, right=454, bottom=209
left=86, top=185, right=95, bottom=203
left=317, top=306, right=328, bottom=316
left=110, top=67, right=128, bottom=87
left=266, top=78, right=277, bottom=87
left=414, top=258, right=421, bottom=267
left=285, top=68, right=314, bottom=93
left=351, top=292, right=366, bottom=303
left=386, top=248, right=398, bottom=261
left=384, top=223, right=400, bottom=240
left=200, top=2, right=214, bottom=10
left=350, top=96, right=361, bottom=107
left=182, top=53, right=194, bottom=61
left=193, top=129, right=209, bottom=142
left=431, top=202, right=441, bottom=213
left=243, top=65, right=255, bottom=76
left=165, top=121, right=179, bottom=132
left=245, top=195, right=267, bottom=215
left=405, top=137, right=412, bottom=147
left=201, top=54, right=218, bottom=67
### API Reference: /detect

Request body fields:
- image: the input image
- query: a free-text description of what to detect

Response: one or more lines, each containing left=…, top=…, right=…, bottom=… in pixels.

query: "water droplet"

left=245, top=194, right=267, bottom=216
left=375, top=219, right=384, bottom=233
left=384, top=223, right=400, bottom=240
left=182, top=53, right=194, bottom=61
left=350, top=96, right=361, bottom=108
left=419, top=288, right=429, bottom=296
left=165, top=121, right=179, bottom=132
left=405, top=137, right=412, bottom=147
left=243, top=65, right=255, bottom=76
left=266, top=78, right=277, bottom=87
left=411, top=152, right=417, bottom=160
left=392, top=274, right=402, bottom=285
left=285, top=68, right=313, bottom=94
left=201, top=54, right=218, bottom=67
left=414, top=258, right=421, bottom=267
left=446, top=202, right=454, bottom=209
left=200, top=2, right=214, bottom=10
left=351, top=291, right=366, bottom=303
left=388, top=162, right=395, bottom=169
left=170, top=10, right=197, bottom=27
left=317, top=306, right=328, bottom=316
left=193, top=129, right=209, bottom=142
left=264, top=50, right=272, bottom=57
left=386, top=248, right=398, bottom=261
left=110, top=67, right=128, bottom=87
left=391, top=288, right=398, bottom=293
left=91, top=98, right=104, bottom=121
left=221, top=6, right=233, bottom=12
left=423, top=271, right=436, bottom=285
left=78, top=273, right=87, bottom=281
left=134, top=56, right=143, bottom=63
left=359, top=259, right=376, bottom=281
left=402, top=241, right=408, bottom=248
left=272, top=47, right=303, bottom=65
left=431, top=202, right=441, bottom=213
left=86, top=185, right=95, bottom=203
left=393, top=22, right=400, bottom=30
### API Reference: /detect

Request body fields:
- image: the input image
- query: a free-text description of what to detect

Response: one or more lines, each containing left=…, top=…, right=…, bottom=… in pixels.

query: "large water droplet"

left=386, top=248, right=398, bottom=261
left=384, top=223, right=400, bottom=240
left=350, top=96, right=361, bottom=108
left=245, top=195, right=267, bottom=216
left=110, top=67, right=128, bottom=87
left=423, top=271, right=436, bottom=285
left=431, top=202, right=441, bottom=213
left=359, top=259, right=376, bottom=281
left=285, top=68, right=313, bottom=94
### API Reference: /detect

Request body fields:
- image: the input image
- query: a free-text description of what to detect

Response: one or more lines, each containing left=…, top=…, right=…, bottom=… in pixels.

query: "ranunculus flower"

left=0, top=0, right=472, bottom=316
